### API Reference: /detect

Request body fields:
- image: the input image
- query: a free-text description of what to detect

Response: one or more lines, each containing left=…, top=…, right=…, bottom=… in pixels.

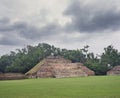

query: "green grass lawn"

left=0, top=76, right=120, bottom=98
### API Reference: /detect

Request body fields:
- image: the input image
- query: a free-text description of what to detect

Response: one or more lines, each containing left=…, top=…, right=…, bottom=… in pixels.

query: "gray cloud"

left=0, top=17, right=62, bottom=45
left=1, top=0, right=120, bottom=46
left=0, top=35, right=22, bottom=45
left=0, top=17, right=10, bottom=23
left=13, top=21, right=62, bottom=40
left=0, top=17, right=13, bottom=32
left=0, top=0, right=120, bottom=56
left=64, top=0, right=120, bottom=33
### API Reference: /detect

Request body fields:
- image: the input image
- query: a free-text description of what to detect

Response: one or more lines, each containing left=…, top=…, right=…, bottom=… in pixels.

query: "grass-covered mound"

left=0, top=76, right=120, bottom=98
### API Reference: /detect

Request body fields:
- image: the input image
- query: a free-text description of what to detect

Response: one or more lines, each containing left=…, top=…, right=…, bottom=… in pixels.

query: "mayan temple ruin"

left=107, top=66, right=120, bottom=75
left=25, top=56, right=95, bottom=78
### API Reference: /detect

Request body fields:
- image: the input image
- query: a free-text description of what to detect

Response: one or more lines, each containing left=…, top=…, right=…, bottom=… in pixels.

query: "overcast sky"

left=0, top=0, right=120, bottom=56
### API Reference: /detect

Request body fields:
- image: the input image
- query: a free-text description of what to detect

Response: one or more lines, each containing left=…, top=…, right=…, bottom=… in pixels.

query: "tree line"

left=0, top=43, right=120, bottom=75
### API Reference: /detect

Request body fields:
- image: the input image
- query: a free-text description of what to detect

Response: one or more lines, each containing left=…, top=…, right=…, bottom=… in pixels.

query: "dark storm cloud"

left=64, top=0, right=120, bottom=33
left=14, top=21, right=61, bottom=39
left=0, top=17, right=10, bottom=24
left=1, top=0, right=120, bottom=46
left=0, top=35, right=22, bottom=45
left=13, top=22, right=41, bottom=39
left=0, top=18, right=40, bottom=39
left=0, top=18, right=13, bottom=32
left=0, top=17, right=62, bottom=45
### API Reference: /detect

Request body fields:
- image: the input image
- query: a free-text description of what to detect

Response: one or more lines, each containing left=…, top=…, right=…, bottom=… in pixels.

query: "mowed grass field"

left=0, top=76, right=120, bottom=98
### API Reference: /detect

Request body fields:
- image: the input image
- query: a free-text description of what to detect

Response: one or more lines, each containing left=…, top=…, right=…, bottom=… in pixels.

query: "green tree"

left=101, top=45, right=120, bottom=67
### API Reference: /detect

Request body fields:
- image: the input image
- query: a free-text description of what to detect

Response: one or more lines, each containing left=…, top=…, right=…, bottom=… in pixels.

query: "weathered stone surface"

left=26, top=56, right=95, bottom=78
left=37, top=63, right=88, bottom=78
left=0, top=73, right=27, bottom=80
left=76, top=63, right=95, bottom=76
left=107, top=65, right=120, bottom=75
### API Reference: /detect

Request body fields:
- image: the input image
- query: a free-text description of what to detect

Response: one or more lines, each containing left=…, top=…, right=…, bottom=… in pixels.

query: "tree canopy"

left=0, top=43, right=120, bottom=75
